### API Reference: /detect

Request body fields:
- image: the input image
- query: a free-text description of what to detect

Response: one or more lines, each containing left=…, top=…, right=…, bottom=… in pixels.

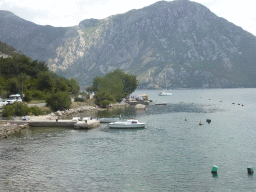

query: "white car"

left=0, top=98, right=7, bottom=108
left=6, top=94, right=22, bottom=105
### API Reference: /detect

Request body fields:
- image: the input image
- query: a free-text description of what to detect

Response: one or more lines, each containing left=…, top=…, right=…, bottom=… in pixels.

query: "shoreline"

left=0, top=100, right=129, bottom=139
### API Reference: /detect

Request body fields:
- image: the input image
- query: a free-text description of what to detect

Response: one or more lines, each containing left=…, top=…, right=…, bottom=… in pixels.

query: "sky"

left=1, top=0, right=256, bottom=36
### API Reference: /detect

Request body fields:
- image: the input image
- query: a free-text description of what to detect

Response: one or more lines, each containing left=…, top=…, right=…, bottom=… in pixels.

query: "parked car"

left=0, top=98, right=7, bottom=108
left=6, top=94, right=22, bottom=105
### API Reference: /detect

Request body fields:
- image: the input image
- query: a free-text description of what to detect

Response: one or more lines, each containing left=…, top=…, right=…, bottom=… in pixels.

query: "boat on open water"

left=158, top=90, right=172, bottom=96
left=109, top=119, right=146, bottom=128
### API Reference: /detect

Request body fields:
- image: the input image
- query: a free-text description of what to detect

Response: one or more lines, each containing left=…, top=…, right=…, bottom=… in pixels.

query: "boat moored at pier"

left=109, top=119, right=146, bottom=128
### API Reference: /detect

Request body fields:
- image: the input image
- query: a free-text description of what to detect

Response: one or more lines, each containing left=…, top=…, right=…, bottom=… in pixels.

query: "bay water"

left=1, top=88, right=256, bottom=191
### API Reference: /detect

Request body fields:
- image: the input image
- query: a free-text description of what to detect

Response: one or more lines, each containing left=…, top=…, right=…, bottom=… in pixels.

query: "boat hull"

left=158, top=93, right=172, bottom=96
left=155, top=102, right=167, bottom=105
left=109, top=121, right=146, bottom=128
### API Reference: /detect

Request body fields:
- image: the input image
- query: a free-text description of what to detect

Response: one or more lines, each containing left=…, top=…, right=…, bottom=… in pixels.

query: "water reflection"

left=212, top=173, right=218, bottom=178
left=74, top=103, right=220, bottom=121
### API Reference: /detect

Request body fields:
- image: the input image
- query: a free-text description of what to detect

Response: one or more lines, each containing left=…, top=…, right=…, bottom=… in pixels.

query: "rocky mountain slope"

left=1, top=0, right=256, bottom=88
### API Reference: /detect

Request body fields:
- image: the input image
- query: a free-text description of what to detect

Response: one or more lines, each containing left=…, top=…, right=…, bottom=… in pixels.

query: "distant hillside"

left=0, top=10, right=70, bottom=61
left=0, top=41, right=22, bottom=58
left=1, top=1, right=256, bottom=88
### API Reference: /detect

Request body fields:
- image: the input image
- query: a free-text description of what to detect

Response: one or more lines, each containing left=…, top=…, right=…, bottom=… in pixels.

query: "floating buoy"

left=206, top=119, right=211, bottom=123
left=211, top=165, right=218, bottom=173
left=247, top=167, right=254, bottom=174
left=199, top=121, right=203, bottom=125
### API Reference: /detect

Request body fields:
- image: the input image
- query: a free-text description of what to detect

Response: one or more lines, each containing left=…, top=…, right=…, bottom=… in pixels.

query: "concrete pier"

left=8, top=119, right=100, bottom=129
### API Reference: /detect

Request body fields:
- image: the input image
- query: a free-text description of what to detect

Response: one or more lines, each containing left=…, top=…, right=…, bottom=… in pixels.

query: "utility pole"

left=22, top=73, right=23, bottom=99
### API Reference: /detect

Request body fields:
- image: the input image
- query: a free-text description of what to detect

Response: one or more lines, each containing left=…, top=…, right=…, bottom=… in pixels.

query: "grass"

left=39, top=106, right=52, bottom=115
left=26, top=100, right=46, bottom=104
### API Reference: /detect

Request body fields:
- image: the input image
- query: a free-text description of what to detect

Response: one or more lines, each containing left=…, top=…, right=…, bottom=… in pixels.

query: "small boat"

left=155, top=102, right=167, bottom=105
left=158, top=91, right=172, bottom=96
left=109, top=119, right=146, bottom=128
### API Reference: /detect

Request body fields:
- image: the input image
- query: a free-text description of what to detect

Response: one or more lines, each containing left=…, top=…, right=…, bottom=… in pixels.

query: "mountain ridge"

left=1, top=0, right=256, bottom=89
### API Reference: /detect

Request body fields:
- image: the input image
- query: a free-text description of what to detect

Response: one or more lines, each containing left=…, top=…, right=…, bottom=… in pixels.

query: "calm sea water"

left=1, top=88, right=256, bottom=191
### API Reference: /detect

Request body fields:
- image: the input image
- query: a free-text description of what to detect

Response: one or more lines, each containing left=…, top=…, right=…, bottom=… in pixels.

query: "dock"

left=7, top=119, right=100, bottom=129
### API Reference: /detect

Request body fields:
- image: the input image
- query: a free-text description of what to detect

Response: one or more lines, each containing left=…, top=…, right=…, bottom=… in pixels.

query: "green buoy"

left=211, top=165, right=218, bottom=173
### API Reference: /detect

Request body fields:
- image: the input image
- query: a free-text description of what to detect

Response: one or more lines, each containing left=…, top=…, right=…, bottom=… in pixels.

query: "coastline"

left=0, top=100, right=129, bottom=139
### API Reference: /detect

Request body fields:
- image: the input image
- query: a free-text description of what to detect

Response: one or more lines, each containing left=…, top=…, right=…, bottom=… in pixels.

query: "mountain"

left=1, top=0, right=256, bottom=89
left=0, top=10, right=70, bottom=62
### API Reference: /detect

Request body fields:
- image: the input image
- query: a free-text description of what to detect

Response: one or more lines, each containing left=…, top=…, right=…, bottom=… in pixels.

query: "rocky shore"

left=0, top=122, right=28, bottom=139
left=0, top=100, right=129, bottom=140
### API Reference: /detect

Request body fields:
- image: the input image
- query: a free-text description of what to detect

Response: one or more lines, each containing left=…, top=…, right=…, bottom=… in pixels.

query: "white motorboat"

left=158, top=91, right=172, bottom=96
left=109, top=119, right=146, bottom=128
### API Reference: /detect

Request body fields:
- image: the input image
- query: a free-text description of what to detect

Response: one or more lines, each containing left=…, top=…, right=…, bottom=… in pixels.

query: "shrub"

left=13, top=102, right=30, bottom=116
left=100, top=100, right=112, bottom=108
left=24, top=91, right=32, bottom=102
left=2, top=105, right=15, bottom=118
left=31, top=90, right=45, bottom=100
left=75, top=97, right=85, bottom=102
left=46, top=91, right=71, bottom=111
left=94, top=90, right=115, bottom=108
left=29, top=106, right=43, bottom=116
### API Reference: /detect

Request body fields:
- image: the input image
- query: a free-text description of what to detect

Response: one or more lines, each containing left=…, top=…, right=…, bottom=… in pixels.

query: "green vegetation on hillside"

left=0, top=55, right=80, bottom=111
left=87, top=69, right=138, bottom=107
left=0, top=41, right=22, bottom=57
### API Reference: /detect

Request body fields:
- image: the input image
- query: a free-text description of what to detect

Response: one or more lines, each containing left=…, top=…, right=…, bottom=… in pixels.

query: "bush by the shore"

left=46, top=91, right=71, bottom=111
left=2, top=102, right=43, bottom=118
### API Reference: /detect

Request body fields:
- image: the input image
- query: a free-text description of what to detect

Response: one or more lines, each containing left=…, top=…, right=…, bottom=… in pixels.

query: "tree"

left=91, top=77, right=104, bottom=92
left=8, top=78, right=19, bottom=94
left=86, top=86, right=94, bottom=94
left=37, top=71, right=55, bottom=92
left=46, top=91, right=71, bottom=111
left=94, top=89, right=115, bottom=108
left=102, top=75, right=125, bottom=102
left=56, top=79, right=69, bottom=92
left=106, top=69, right=138, bottom=95
left=69, top=78, right=80, bottom=96
left=91, top=69, right=138, bottom=107
left=0, top=76, right=6, bottom=95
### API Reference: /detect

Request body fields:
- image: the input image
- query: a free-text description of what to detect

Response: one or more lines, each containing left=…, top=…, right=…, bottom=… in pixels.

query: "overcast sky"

left=1, top=0, right=256, bottom=36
